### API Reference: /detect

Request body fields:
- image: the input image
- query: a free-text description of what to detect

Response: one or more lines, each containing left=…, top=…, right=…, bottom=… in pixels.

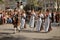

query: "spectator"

left=55, top=12, right=59, bottom=23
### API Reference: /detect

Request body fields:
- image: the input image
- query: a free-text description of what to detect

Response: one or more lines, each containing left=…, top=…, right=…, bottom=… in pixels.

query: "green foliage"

left=27, top=0, right=44, bottom=7
left=15, top=0, right=19, bottom=2
left=27, top=0, right=38, bottom=6
left=0, top=0, right=4, bottom=3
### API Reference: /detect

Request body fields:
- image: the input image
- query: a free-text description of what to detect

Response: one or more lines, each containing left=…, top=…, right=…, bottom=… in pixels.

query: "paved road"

left=0, top=24, right=60, bottom=40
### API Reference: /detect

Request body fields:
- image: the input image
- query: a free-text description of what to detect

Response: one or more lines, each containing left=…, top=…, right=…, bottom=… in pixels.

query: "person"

left=17, top=13, right=20, bottom=32
left=20, top=10, right=26, bottom=30
left=20, top=2, right=24, bottom=10
left=17, top=2, right=20, bottom=9
left=53, top=11, right=56, bottom=23
left=0, top=10, right=4, bottom=24
left=36, top=10, right=44, bottom=32
left=55, top=11, right=59, bottom=23
left=51, top=11, right=54, bottom=23
left=2, top=10, right=6, bottom=24
left=29, top=9, right=36, bottom=31
left=7, top=17, right=12, bottom=23
left=59, top=12, right=60, bottom=23
left=44, top=9, right=52, bottom=32
left=12, top=10, right=19, bottom=33
left=3, top=11, right=6, bottom=24
left=39, top=11, right=44, bottom=31
left=0, top=13, right=3, bottom=24
left=17, top=9, right=21, bottom=31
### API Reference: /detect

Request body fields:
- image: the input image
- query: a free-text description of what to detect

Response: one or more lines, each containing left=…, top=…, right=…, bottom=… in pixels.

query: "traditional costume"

left=20, top=13, right=26, bottom=29
left=12, top=12, right=19, bottom=33
left=29, top=12, right=36, bottom=31
left=44, top=13, right=52, bottom=32
left=36, top=13, right=44, bottom=31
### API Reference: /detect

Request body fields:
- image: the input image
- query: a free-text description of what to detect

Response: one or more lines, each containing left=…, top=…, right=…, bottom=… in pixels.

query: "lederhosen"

left=12, top=14, right=18, bottom=28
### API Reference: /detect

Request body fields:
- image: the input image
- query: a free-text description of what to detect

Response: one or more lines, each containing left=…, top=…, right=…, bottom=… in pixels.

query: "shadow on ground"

left=0, top=36, right=28, bottom=40
left=33, top=36, right=60, bottom=40
left=0, top=30, right=60, bottom=40
left=2, top=29, right=14, bottom=31
left=0, top=32, right=60, bottom=40
left=20, top=30, right=50, bottom=33
left=0, top=36, right=60, bottom=40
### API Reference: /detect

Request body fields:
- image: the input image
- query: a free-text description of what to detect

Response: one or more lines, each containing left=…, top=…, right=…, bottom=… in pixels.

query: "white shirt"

left=20, top=5, right=23, bottom=10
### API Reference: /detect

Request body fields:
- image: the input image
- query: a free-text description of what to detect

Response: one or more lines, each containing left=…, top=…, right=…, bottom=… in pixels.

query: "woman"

left=20, top=10, right=26, bottom=30
left=36, top=10, right=44, bottom=32
left=44, top=9, right=52, bottom=32
left=29, top=9, right=36, bottom=31
left=0, top=13, right=3, bottom=24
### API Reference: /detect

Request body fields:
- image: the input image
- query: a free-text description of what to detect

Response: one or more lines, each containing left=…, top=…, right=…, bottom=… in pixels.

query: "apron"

left=29, top=13, right=36, bottom=28
left=44, top=13, right=52, bottom=32
left=20, top=14, right=26, bottom=29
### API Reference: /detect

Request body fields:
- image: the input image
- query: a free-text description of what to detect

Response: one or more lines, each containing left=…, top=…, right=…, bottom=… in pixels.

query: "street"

left=0, top=24, right=60, bottom=40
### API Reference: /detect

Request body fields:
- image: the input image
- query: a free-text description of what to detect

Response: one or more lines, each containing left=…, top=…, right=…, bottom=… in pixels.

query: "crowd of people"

left=0, top=2, right=60, bottom=34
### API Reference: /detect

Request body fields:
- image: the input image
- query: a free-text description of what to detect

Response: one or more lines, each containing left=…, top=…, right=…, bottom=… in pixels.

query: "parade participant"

left=39, top=11, right=44, bottom=31
left=20, top=10, right=26, bottom=30
left=0, top=10, right=4, bottom=24
left=36, top=10, right=44, bottom=32
left=0, top=12, right=3, bottom=24
left=17, top=14, right=20, bottom=32
left=17, top=2, right=20, bottom=9
left=2, top=10, right=6, bottom=24
left=44, top=9, right=52, bottom=32
left=12, top=10, right=19, bottom=33
left=29, top=9, right=36, bottom=31
left=20, top=2, right=24, bottom=10
left=17, top=9, right=21, bottom=31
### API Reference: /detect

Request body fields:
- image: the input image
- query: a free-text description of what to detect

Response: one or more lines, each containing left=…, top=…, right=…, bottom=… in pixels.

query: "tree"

left=57, top=0, right=60, bottom=11
left=27, top=0, right=38, bottom=6
left=0, top=0, right=4, bottom=3
left=15, top=0, right=19, bottom=2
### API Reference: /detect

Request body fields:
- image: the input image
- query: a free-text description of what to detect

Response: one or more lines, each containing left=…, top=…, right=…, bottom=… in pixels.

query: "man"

left=20, top=2, right=24, bottom=10
left=12, top=10, right=20, bottom=33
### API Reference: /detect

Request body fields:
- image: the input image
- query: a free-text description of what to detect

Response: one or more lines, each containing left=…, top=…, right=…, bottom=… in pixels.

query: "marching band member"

left=29, top=9, right=36, bottom=31
left=44, top=9, right=52, bottom=32
left=20, top=10, right=26, bottom=30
